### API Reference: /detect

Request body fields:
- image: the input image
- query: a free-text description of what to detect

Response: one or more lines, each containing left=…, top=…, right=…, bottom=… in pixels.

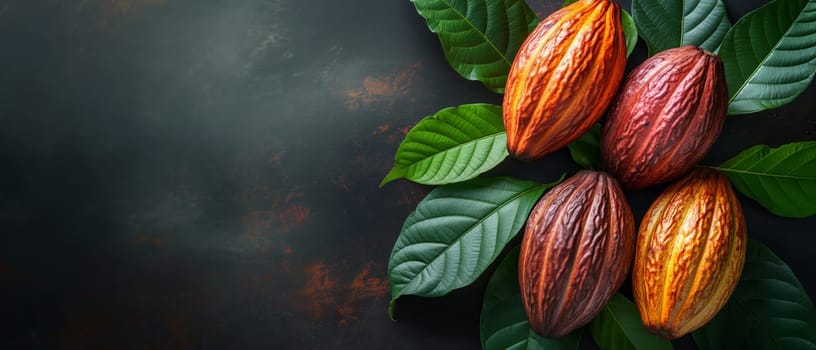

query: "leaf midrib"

left=402, top=131, right=507, bottom=172
left=393, top=181, right=547, bottom=298
left=434, top=0, right=513, bottom=67
left=724, top=0, right=810, bottom=104
left=709, top=165, right=816, bottom=181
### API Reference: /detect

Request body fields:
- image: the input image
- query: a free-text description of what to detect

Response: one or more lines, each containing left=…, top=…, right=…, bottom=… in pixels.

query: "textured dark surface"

left=0, top=0, right=813, bottom=349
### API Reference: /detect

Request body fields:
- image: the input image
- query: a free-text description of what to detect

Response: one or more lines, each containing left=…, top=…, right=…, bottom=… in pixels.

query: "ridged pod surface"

left=503, top=0, right=626, bottom=160
left=519, top=170, right=634, bottom=338
left=601, top=45, right=728, bottom=190
left=633, top=168, right=746, bottom=339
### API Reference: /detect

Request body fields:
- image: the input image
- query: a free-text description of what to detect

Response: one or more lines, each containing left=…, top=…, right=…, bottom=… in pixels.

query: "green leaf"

left=410, top=0, right=538, bottom=93
left=380, top=104, right=508, bottom=187
left=711, top=141, right=816, bottom=218
left=567, top=124, right=601, bottom=170
left=717, top=0, right=816, bottom=115
left=621, top=10, right=639, bottom=57
left=692, top=239, right=816, bottom=350
left=388, top=175, right=562, bottom=316
left=590, top=294, right=674, bottom=350
left=481, top=246, right=583, bottom=350
left=562, top=1, right=637, bottom=57
left=632, top=0, right=730, bottom=55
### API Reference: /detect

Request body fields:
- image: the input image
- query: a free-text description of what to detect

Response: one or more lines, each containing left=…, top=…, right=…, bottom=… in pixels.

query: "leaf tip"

left=388, top=298, right=397, bottom=321
left=379, top=167, right=405, bottom=188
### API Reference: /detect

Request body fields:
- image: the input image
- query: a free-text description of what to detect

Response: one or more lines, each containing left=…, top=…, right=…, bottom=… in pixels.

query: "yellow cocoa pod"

left=633, top=168, right=747, bottom=339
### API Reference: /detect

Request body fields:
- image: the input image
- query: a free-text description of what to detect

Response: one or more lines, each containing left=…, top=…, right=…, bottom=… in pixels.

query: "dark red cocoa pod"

left=519, top=170, right=635, bottom=338
left=601, top=45, right=728, bottom=190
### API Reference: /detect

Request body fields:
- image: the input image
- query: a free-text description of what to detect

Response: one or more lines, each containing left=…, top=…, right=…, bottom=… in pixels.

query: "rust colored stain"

left=279, top=205, right=310, bottom=227
left=241, top=190, right=310, bottom=238
left=294, top=262, right=337, bottom=319
left=291, top=261, right=389, bottom=326
left=399, top=124, right=413, bottom=135
left=370, top=122, right=415, bottom=143
left=349, top=261, right=389, bottom=299
left=336, top=304, right=357, bottom=326
left=283, top=247, right=293, bottom=254
left=241, top=205, right=310, bottom=238
left=371, top=124, right=391, bottom=136
left=344, top=63, right=421, bottom=111
left=128, top=235, right=165, bottom=248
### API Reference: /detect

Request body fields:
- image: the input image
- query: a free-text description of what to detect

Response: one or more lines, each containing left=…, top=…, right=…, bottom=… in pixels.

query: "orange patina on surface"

left=344, top=63, right=421, bottom=111
left=292, top=261, right=389, bottom=326
left=241, top=191, right=311, bottom=239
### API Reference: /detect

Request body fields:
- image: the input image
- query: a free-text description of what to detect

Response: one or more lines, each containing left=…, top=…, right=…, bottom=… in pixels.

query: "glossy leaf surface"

left=388, top=176, right=561, bottom=315
left=381, top=104, right=508, bottom=186
left=714, top=141, right=816, bottom=218
left=693, top=240, right=816, bottom=350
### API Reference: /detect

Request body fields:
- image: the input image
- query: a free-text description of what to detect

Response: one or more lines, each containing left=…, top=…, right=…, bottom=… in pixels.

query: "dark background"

left=0, top=0, right=813, bottom=349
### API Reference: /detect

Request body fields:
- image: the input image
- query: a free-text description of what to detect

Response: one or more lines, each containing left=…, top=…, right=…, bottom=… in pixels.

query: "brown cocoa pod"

left=600, top=45, right=728, bottom=190
left=519, top=170, right=635, bottom=338
left=633, top=168, right=746, bottom=339
left=503, top=0, right=626, bottom=160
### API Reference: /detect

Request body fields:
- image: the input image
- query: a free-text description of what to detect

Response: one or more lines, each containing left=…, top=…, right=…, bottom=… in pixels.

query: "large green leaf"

left=632, top=0, right=730, bottom=55
left=410, top=0, right=538, bottom=93
left=590, top=294, right=674, bottom=350
left=692, top=239, right=816, bottom=350
left=567, top=124, right=601, bottom=170
left=717, top=0, right=816, bottom=115
left=712, top=141, right=816, bottom=218
left=380, top=104, right=508, bottom=187
left=388, top=176, right=562, bottom=316
left=480, top=246, right=583, bottom=350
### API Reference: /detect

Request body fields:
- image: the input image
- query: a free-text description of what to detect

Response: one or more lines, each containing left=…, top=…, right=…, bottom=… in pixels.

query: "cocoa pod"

left=601, top=45, right=728, bottom=190
left=503, top=0, right=626, bottom=160
left=633, top=168, right=746, bottom=339
left=519, top=170, right=635, bottom=338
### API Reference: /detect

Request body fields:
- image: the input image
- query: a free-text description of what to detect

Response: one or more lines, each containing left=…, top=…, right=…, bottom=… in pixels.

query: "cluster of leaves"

left=380, top=0, right=816, bottom=348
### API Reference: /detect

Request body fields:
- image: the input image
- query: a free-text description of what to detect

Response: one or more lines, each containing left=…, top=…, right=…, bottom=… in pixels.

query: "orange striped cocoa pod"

left=503, top=0, right=626, bottom=160
left=519, top=170, right=635, bottom=338
left=633, top=168, right=747, bottom=339
left=601, top=45, right=728, bottom=190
